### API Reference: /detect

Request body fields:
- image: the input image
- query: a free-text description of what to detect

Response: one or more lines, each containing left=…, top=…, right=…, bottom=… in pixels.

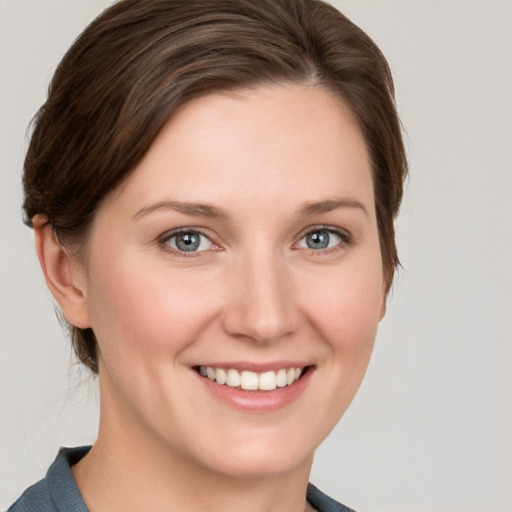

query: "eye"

left=164, top=230, right=213, bottom=253
left=297, top=228, right=347, bottom=251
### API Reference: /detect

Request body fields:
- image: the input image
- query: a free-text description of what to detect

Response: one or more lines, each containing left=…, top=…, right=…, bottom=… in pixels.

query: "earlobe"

left=33, top=215, right=91, bottom=329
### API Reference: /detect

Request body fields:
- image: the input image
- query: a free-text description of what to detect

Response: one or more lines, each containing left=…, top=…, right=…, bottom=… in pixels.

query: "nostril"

left=220, top=271, right=297, bottom=344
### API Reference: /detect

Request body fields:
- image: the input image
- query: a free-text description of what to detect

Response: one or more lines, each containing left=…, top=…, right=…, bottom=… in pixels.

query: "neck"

left=72, top=392, right=314, bottom=512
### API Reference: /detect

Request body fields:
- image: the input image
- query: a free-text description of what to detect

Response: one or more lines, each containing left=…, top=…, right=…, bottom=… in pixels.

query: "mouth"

left=195, top=365, right=312, bottom=392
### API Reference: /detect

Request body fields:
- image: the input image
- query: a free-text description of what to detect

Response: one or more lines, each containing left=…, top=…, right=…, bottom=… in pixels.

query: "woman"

left=8, top=0, right=407, bottom=510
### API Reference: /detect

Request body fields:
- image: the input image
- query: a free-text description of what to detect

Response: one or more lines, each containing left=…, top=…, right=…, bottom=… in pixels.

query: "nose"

left=221, top=248, right=297, bottom=345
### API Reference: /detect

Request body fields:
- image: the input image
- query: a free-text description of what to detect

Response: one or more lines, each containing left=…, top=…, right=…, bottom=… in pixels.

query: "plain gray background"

left=1, top=1, right=511, bottom=511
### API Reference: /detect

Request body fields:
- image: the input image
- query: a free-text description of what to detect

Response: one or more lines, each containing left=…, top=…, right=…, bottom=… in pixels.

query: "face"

left=79, top=84, right=385, bottom=478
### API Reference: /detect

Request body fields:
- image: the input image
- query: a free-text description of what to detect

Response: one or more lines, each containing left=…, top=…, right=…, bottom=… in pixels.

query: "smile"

left=198, top=366, right=305, bottom=391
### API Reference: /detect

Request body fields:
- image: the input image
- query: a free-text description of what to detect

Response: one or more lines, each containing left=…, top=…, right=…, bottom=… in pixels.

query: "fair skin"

left=34, top=84, right=385, bottom=512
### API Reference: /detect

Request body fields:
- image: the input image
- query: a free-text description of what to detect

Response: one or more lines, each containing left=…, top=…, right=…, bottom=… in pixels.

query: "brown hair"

left=23, top=0, right=407, bottom=373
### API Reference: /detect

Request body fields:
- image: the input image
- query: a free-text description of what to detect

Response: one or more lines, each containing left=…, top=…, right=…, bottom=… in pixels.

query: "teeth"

left=215, top=368, right=227, bottom=385
left=276, top=368, right=287, bottom=388
left=199, top=365, right=305, bottom=391
left=240, top=371, right=259, bottom=390
left=226, top=369, right=241, bottom=387
left=259, top=371, right=276, bottom=391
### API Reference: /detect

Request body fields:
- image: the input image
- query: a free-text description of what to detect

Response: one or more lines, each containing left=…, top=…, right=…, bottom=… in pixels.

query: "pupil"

left=307, top=231, right=329, bottom=249
left=176, top=232, right=200, bottom=251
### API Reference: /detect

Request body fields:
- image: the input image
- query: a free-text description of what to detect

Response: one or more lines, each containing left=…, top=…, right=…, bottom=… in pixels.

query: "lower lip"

left=196, top=368, right=314, bottom=412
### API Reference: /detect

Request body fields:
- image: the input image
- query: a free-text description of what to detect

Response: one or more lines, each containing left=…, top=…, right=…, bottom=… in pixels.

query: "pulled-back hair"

left=23, top=0, right=407, bottom=373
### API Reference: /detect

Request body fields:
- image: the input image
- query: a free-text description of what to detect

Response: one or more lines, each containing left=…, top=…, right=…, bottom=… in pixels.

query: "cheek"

left=85, top=257, right=218, bottom=365
left=305, top=262, right=383, bottom=345
left=300, top=261, right=383, bottom=423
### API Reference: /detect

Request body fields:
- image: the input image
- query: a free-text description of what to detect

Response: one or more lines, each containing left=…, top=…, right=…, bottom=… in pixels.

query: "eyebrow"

left=134, top=200, right=228, bottom=220
left=133, top=196, right=368, bottom=221
left=297, top=197, right=369, bottom=218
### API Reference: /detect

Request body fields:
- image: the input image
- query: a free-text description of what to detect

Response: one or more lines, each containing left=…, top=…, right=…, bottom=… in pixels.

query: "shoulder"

left=307, top=483, right=357, bottom=512
left=6, top=478, right=54, bottom=512
left=6, top=447, right=90, bottom=512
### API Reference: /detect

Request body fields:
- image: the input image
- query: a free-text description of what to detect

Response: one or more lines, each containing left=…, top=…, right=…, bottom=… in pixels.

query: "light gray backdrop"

left=1, top=1, right=511, bottom=511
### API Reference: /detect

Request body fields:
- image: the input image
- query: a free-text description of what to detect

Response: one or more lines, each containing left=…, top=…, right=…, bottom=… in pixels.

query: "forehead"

left=104, top=84, right=374, bottom=220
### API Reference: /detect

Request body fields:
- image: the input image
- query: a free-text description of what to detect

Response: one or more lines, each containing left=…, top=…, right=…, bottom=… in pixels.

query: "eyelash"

left=158, top=225, right=353, bottom=257
left=293, top=225, right=354, bottom=256
left=159, top=228, right=218, bottom=258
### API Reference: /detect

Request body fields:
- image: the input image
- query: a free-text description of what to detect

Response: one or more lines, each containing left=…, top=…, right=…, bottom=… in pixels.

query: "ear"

left=379, top=293, right=387, bottom=320
left=379, top=272, right=390, bottom=321
left=33, top=215, right=91, bottom=329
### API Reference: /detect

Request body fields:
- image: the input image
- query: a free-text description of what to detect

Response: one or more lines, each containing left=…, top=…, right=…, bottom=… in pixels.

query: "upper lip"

left=194, top=361, right=314, bottom=372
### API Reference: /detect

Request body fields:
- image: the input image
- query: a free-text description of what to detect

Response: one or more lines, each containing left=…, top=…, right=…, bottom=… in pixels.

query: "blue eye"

left=298, top=229, right=344, bottom=250
left=165, top=231, right=213, bottom=252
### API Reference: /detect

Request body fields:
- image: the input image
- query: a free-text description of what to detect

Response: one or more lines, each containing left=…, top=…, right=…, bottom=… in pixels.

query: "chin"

left=184, top=423, right=322, bottom=480
left=200, top=448, right=311, bottom=480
